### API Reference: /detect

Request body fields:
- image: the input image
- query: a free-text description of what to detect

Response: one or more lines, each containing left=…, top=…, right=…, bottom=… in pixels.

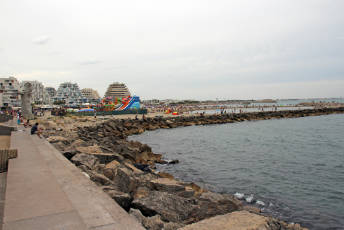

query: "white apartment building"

left=0, top=76, right=22, bottom=107
left=81, top=88, right=100, bottom=104
left=21, top=80, right=51, bottom=105
left=104, top=82, right=131, bottom=100
left=54, top=82, right=85, bottom=106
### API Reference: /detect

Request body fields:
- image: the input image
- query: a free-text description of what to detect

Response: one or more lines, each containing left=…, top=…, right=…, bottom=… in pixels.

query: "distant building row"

left=0, top=76, right=131, bottom=107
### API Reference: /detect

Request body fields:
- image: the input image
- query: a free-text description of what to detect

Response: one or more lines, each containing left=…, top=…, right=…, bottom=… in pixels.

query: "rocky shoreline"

left=40, top=107, right=344, bottom=230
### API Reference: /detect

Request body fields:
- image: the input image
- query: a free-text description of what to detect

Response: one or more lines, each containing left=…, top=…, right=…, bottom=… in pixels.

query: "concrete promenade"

left=2, top=128, right=144, bottom=230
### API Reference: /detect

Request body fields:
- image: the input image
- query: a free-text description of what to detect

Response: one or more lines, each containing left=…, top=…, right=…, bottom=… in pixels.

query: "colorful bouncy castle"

left=115, top=96, right=141, bottom=111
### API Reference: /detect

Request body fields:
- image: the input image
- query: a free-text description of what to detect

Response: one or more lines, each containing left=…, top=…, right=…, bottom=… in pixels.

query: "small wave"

left=256, top=200, right=265, bottom=206
left=334, top=164, right=343, bottom=168
left=245, top=194, right=254, bottom=203
left=234, top=192, right=245, bottom=199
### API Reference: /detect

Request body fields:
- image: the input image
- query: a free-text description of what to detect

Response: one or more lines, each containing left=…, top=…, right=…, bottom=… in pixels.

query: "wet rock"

left=168, top=159, right=179, bottom=164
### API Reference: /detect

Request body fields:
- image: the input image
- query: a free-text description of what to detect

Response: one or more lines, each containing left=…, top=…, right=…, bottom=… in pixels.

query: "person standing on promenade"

left=16, top=113, right=20, bottom=125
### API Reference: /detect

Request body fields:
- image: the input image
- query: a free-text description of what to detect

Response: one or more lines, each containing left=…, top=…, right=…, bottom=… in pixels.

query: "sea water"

left=129, top=114, right=344, bottom=230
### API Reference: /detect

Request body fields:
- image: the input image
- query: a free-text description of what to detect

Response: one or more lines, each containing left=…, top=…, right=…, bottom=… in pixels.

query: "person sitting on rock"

left=30, top=122, right=42, bottom=138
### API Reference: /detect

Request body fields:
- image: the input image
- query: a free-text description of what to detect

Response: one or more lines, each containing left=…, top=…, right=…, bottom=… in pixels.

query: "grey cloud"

left=1, top=0, right=343, bottom=99
left=32, top=35, right=51, bottom=45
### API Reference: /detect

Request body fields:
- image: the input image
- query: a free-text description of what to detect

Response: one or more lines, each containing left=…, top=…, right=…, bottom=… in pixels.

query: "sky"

left=0, top=0, right=343, bottom=100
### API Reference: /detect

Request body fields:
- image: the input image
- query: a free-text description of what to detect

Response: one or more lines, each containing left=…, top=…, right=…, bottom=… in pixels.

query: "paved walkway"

left=2, top=129, right=144, bottom=230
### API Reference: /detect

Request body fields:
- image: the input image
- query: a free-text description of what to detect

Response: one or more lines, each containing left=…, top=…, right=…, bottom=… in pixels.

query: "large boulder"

left=46, top=135, right=68, bottom=143
left=42, top=120, right=58, bottom=130
left=103, top=187, right=132, bottom=211
left=89, top=172, right=113, bottom=186
left=69, top=139, right=88, bottom=148
left=76, top=145, right=103, bottom=154
left=113, top=167, right=139, bottom=193
left=71, top=153, right=99, bottom=170
left=183, top=191, right=241, bottom=223
left=129, top=208, right=185, bottom=230
left=124, top=162, right=144, bottom=175
left=103, top=160, right=121, bottom=180
left=91, top=152, right=124, bottom=164
left=131, top=190, right=198, bottom=223
left=150, top=178, right=185, bottom=193
left=179, top=211, right=307, bottom=230
left=76, top=145, right=123, bottom=164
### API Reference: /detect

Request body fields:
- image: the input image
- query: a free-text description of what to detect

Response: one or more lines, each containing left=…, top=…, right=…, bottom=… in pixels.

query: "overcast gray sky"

left=0, top=0, right=343, bottom=100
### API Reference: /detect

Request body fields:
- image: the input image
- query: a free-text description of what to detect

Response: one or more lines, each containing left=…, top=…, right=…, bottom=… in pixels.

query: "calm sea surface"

left=129, top=114, right=344, bottom=230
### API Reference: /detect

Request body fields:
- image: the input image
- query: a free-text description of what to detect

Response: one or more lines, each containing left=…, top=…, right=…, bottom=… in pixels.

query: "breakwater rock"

left=42, top=108, right=344, bottom=229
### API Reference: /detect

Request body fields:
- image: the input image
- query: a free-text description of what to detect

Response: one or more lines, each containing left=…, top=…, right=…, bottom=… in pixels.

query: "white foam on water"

left=256, top=200, right=265, bottom=206
left=245, top=194, right=254, bottom=203
left=234, top=192, right=245, bottom=199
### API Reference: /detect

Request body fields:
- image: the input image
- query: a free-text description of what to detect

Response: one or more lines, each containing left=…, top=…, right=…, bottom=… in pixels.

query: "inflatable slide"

left=115, top=96, right=141, bottom=111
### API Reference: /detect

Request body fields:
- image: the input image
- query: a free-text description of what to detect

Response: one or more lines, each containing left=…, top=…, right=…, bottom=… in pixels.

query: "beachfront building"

left=54, top=82, right=85, bottom=106
left=81, top=88, right=100, bottom=104
left=20, top=80, right=49, bottom=105
left=0, top=76, right=22, bottom=107
left=45, top=87, right=56, bottom=98
left=104, top=82, right=131, bottom=101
